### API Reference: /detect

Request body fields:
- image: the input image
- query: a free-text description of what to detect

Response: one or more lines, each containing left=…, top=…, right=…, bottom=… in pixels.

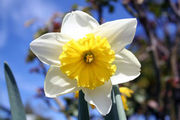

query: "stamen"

left=84, top=51, right=94, bottom=64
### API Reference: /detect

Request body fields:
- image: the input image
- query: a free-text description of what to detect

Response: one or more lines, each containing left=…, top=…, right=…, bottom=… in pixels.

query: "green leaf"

left=78, top=90, right=89, bottom=120
left=4, top=62, right=26, bottom=120
left=113, top=85, right=127, bottom=120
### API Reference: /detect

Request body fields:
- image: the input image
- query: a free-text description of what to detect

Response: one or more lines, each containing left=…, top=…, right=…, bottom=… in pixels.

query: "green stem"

left=113, top=85, right=127, bottom=120
left=78, top=90, right=89, bottom=120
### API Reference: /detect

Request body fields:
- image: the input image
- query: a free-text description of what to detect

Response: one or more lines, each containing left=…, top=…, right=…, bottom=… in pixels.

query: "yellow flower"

left=119, top=87, right=134, bottom=111
left=30, top=11, right=141, bottom=115
left=74, top=91, right=79, bottom=99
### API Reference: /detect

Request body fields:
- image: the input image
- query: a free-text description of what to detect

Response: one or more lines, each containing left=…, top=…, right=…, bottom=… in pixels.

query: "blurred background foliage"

left=1, top=0, right=180, bottom=120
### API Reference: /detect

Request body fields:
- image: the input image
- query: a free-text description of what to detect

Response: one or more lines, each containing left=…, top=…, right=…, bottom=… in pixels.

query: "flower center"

left=59, top=33, right=116, bottom=89
left=84, top=51, right=94, bottom=64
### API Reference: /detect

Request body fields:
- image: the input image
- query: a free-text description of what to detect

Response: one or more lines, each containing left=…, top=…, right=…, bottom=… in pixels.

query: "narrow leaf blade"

left=4, top=62, right=26, bottom=120
left=78, top=90, right=89, bottom=120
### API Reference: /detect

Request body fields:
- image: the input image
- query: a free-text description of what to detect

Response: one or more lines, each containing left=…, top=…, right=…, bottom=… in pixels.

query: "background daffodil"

left=119, top=87, right=134, bottom=111
left=30, top=10, right=141, bottom=115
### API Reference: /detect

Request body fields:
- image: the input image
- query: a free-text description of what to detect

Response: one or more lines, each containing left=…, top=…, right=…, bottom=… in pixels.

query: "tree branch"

left=168, top=0, right=180, bottom=19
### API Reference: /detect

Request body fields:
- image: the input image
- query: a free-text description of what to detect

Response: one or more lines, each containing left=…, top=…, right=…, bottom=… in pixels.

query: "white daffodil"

left=30, top=11, right=141, bottom=115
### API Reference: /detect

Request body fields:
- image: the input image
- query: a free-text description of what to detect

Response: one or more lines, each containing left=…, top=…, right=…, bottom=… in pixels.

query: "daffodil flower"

left=30, top=11, right=141, bottom=115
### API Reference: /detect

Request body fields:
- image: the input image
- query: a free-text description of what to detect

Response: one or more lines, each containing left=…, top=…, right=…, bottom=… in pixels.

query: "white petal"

left=61, top=11, right=99, bottom=39
left=82, top=80, right=112, bottom=115
left=93, top=18, right=137, bottom=53
left=44, top=66, right=79, bottom=97
left=111, top=49, right=141, bottom=85
left=30, top=33, right=71, bottom=66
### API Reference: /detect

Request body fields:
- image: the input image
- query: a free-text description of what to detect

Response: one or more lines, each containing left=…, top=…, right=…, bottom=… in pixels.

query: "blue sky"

left=0, top=0, right=135, bottom=119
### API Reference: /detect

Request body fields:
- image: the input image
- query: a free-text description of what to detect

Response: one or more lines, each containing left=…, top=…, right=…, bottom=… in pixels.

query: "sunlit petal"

left=61, top=11, right=99, bottom=39
left=44, top=66, right=79, bottom=97
left=93, top=18, right=137, bottom=53
left=30, top=33, right=71, bottom=66
left=82, top=80, right=112, bottom=115
left=111, top=49, right=141, bottom=85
